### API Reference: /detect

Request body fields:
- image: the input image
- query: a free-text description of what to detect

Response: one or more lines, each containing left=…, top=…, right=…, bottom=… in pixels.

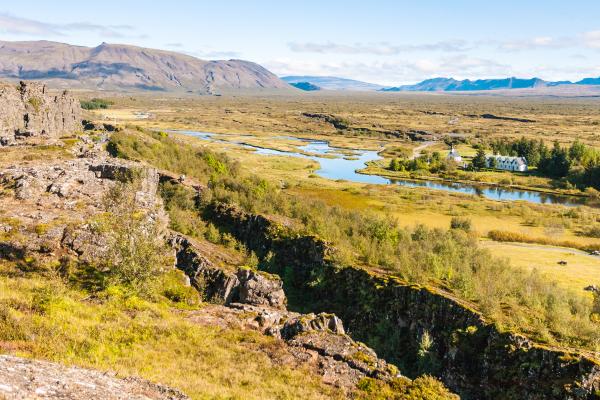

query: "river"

left=176, top=130, right=589, bottom=207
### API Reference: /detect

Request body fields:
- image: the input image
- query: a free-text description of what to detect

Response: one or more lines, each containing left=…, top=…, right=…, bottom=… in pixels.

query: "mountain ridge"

left=382, top=76, right=600, bottom=92
left=0, top=40, right=291, bottom=94
left=281, top=75, right=387, bottom=91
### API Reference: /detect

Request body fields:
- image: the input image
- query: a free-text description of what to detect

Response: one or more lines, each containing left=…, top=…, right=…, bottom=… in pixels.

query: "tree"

left=539, top=141, right=571, bottom=178
left=389, top=158, right=401, bottom=171
left=569, top=139, right=587, bottom=164
left=488, top=156, right=497, bottom=169
left=98, top=173, right=171, bottom=295
left=472, top=148, right=487, bottom=170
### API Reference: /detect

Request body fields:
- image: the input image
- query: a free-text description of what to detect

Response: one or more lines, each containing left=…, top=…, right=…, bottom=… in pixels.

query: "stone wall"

left=0, top=81, right=81, bottom=146
left=203, top=201, right=600, bottom=400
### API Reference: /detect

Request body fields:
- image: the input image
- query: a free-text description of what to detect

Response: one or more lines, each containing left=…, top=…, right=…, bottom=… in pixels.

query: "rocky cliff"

left=201, top=201, right=600, bottom=400
left=0, top=81, right=81, bottom=146
left=170, top=234, right=408, bottom=393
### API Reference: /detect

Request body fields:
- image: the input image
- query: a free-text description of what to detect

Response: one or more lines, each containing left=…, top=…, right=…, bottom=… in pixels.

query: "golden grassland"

left=86, top=91, right=600, bottom=148
left=482, top=241, right=600, bottom=296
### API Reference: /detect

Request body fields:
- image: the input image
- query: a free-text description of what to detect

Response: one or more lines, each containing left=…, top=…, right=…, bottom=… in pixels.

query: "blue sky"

left=1, top=0, right=599, bottom=85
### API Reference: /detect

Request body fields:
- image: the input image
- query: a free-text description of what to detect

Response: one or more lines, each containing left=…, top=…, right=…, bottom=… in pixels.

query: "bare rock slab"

left=0, top=355, right=188, bottom=400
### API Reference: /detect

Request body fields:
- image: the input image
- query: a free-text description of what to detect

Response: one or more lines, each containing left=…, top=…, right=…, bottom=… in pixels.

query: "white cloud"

left=264, top=55, right=512, bottom=86
left=583, top=30, right=600, bottom=49
left=288, top=40, right=471, bottom=55
left=0, top=12, right=137, bottom=38
left=496, top=36, right=575, bottom=51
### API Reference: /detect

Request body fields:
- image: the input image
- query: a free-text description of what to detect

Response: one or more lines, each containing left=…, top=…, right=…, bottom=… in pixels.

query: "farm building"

left=486, top=155, right=528, bottom=172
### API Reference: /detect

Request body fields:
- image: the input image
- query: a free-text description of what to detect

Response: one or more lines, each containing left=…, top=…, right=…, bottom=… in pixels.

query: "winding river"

left=176, top=130, right=589, bottom=207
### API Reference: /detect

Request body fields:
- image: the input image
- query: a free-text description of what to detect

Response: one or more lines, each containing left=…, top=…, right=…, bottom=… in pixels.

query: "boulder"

left=236, top=268, right=286, bottom=309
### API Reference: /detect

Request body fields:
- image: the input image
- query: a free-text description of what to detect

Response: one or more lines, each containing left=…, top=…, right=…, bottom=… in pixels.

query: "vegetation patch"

left=80, top=98, right=113, bottom=110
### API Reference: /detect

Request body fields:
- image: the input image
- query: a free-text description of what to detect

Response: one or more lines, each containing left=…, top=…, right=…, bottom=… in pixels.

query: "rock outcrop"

left=0, top=81, right=81, bottom=146
left=200, top=200, right=600, bottom=400
left=172, top=234, right=399, bottom=391
left=0, top=355, right=188, bottom=400
left=170, top=234, right=286, bottom=309
left=0, top=157, right=165, bottom=262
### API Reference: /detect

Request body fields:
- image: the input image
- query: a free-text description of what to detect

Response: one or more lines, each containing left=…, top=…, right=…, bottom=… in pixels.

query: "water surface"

left=176, top=130, right=588, bottom=207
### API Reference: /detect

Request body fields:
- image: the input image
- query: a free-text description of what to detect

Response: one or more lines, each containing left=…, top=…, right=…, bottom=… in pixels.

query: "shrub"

left=582, top=225, right=600, bottom=238
left=80, top=98, right=113, bottom=110
left=450, top=217, right=472, bottom=232
left=96, top=175, right=171, bottom=296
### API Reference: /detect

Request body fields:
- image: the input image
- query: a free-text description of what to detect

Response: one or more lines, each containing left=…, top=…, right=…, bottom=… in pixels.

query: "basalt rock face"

left=201, top=201, right=600, bottom=400
left=170, top=234, right=286, bottom=309
left=0, top=81, right=81, bottom=146
left=172, top=234, right=398, bottom=391
left=0, top=157, right=165, bottom=263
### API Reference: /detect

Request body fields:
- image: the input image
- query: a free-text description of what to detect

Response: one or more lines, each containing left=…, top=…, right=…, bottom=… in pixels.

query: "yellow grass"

left=482, top=241, right=600, bottom=296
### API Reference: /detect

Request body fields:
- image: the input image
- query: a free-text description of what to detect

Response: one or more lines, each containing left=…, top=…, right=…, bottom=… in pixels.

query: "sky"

left=0, top=0, right=599, bottom=85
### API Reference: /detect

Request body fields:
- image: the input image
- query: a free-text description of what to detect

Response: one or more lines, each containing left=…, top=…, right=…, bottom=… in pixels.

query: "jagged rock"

left=187, top=303, right=397, bottom=391
left=281, top=313, right=345, bottom=339
left=82, top=120, right=118, bottom=132
left=0, top=355, right=188, bottom=400
left=236, top=268, right=286, bottom=309
left=0, top=81, right=81, bottom=146
left=0, top=158, right=165, bottom=261
left=171, top=234, right=286, bottom=309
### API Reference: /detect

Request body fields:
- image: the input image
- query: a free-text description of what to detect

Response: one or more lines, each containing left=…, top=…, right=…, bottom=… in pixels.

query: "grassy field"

left=482, top=241, right=600, bottom=296
left=0, top=260, right=347, bottom=400
left=86, top=91, right=600, bottom=148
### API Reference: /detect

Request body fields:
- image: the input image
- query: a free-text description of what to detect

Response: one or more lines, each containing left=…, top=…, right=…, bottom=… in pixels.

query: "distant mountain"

left=282, top=76, right=387, bottom=91
left=289, top=82, right=321, bottom=91
left=382, top=76, right=600, bottom=92
left=576, top=77, right=600, bottom=85
left=0, top=40, right=291, bottom=93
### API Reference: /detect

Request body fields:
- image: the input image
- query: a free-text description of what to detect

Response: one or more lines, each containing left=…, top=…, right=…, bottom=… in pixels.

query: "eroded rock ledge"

left=0, top=81, right=81, bottom=146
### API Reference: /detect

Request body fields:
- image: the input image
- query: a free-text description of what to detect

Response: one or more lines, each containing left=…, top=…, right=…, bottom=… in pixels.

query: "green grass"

left=0, top=261, right=345, bottom=400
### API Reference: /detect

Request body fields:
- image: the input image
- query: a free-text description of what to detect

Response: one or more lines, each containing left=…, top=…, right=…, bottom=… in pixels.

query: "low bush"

left=450, top=217, right=472, bottom=232
left=80, top=98, right=113, bottom=110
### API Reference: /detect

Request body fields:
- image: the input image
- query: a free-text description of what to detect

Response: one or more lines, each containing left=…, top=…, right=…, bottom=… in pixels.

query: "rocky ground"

left=0, top=355, right=188, bottom=400
left=0, top=81, right=80, bottom=147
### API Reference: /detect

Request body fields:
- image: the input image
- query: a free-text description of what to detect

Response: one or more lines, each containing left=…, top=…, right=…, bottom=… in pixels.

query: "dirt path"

left=411, top=141, right=436, bottom=159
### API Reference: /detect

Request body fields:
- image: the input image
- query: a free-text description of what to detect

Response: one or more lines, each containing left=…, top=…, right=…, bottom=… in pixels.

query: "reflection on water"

left=175, top=130, right=588, bottom=207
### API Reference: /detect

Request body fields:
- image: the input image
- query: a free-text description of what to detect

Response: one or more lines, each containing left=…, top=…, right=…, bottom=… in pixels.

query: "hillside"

left=282, top=76, right=387, bottom=91
left=0, top=40, right=291, bottom=94
left=289, top=81, right=321, bottom=91
left=383, top=76, right=600, bottom=92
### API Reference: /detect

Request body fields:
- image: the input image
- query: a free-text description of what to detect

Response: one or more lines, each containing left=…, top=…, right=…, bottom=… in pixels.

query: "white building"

left=486, top=155, right=528, bottom=172
left=447, top=146, right=462, bottom=162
